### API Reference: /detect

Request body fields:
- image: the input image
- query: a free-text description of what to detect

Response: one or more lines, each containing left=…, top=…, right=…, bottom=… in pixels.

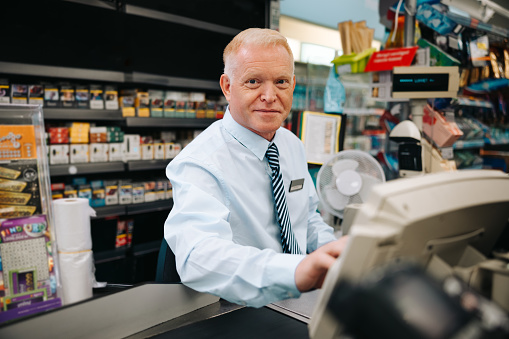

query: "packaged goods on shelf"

left=48, top=127, right=69, bottom=144
left=153, top=141, right=165, bottom=159
left=148, top=90, right=163, bottom=117
left=104, top=85, right=118, bottom=110
left=49, top=145, right=69, bottom=165
left=163, top=91, right=177, bottom=118
left=196, top=101, right=206, bottom=119
left=78, top=184, right=92, bottom=201
left=164, top=142, right=181, bottom=159
left=90, top=143, right=108, bottom=163
left=69, top=122, right=90, bottom=144
left=156, top=180, right=166, bottom=201
left=206, top=100, right=216, bottom=119
left=175, top=92, right=189, bottom=118
left=122, top=134, right=141, bottom=161
left=28, top=84, right=44, bottom=106
left=43, top=83, right=59, bottom=107
left=108, top=143, right=124, bottom=162
left=59, top=84, right=75, bottom=108
left=51, top=183, right=65, bottom=200
left=70, top=144, right=89, bottom=164
left=89, top=85, right=104, bottom=109
left=90, top=127, right=107, bottom=143
left=91, top=180, right=105, bottom=207
left=144, top=181, right=156, bottom=202
left=106, top=126, right=123, bottom=143
left=132, top=182, right=144, bottom=204
left=104, top=181, right=118, bottom=205
left=141, top=136, right=154, bottom=160
left=119, top=89, right=135, bottom=117
left=63, top=185, right=77, bottom=199
left=11, top=84, right=28, bottom=104
left=189, top=92, right=206, bottom=119
left=119, top=181, right=132, bottom=205
left=115, top=218, right=134, bottom=248
left=75, top=85, right=90, bottom=109
left=0, top=81, right=10, bottom=104
left=135, top=90, right=150, bottom=117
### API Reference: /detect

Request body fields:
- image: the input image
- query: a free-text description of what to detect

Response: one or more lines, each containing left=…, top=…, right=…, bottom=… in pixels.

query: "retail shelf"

left=92, top=205, right=127, bottom=219
left=127, top=71, right=221, bottom=90
left=0, top=61, right=125, bottom=83
left=125, top=117, right=217, bottom=128
left=132, top=240, right=161, bottom=257
left=94, top=248, right=128, bottom=264
left=456, top=97, right=493, bottom=109
left=453, top=139, right=485, bottom=149
left=127, top=159, right=170, bottom=172
left=44, top=109, right=123, bottom=121
left=49, top=162, right=125, bottom=176
left=125, top=5, right=239, bottom=36
left=126, top=200, right=173, bottom=215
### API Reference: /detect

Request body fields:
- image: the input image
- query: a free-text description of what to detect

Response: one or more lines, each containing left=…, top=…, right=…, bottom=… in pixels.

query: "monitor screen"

left=392, top=73, right=450, bottom=92
left=308, top=169, right=509, bottom=339
left=391, top=66, right=459, bottom=99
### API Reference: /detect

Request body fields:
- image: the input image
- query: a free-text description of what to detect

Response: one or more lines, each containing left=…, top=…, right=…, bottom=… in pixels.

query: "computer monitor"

left=308, top=169, right=509, bottom=339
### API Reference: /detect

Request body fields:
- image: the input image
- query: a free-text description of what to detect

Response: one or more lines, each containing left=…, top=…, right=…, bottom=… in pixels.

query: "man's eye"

left=247, top=79, right=257, bottom=84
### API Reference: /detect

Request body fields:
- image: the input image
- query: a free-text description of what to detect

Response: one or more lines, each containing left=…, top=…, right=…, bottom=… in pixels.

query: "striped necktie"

left=266, top=143, right=301, bottom=254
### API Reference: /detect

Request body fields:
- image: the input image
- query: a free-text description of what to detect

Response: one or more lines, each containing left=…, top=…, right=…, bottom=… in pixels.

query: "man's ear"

left=220, top=74, right=231, bottom=102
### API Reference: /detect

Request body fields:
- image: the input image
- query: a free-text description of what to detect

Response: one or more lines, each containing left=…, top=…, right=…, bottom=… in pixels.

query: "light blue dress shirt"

left=164, top=108, right=336, bottom=307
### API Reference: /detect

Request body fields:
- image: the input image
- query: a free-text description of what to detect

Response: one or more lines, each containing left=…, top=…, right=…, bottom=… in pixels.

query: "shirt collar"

left=222, top=106, right=273, bottom=161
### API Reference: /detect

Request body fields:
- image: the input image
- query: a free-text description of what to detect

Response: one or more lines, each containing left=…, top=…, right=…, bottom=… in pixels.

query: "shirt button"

left=241, top=301, right=246, bottom=306
left=288, top=292, right=294, bottom=298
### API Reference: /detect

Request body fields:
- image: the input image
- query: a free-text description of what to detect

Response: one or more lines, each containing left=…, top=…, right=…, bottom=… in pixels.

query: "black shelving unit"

left=50, top=162, right=125, bottom=176
left=44, top=109, right=123, bottom=121
left=0, top=0, right=269, bottom=286
left=92, top=200, right=173, bottom=219
left=127, top=159, right=170, bottom=171
left=125, top=117, right=217, bottom=128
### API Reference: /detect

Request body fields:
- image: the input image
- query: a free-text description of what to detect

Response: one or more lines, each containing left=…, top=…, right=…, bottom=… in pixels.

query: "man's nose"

left=260, top=84, right=277, bottom=103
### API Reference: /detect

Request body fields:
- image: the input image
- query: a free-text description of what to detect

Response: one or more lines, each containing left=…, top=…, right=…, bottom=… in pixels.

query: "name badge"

left=289, top=178, right=304, bottom=192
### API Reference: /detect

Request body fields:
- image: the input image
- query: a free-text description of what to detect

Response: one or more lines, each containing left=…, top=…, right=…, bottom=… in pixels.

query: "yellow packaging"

left=0, top=191, right=31, bottom=205
left=0, top=166, right=21, bottom=180
left=0, top=125, right=37, bottom=160
left=0, top=178, right=27, bottom=192
left=0, top=205, right=37, bottom=218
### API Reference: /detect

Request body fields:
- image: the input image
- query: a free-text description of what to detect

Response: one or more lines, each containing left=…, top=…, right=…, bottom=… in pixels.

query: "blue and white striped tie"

left=266, top=143, right=301, bottom=254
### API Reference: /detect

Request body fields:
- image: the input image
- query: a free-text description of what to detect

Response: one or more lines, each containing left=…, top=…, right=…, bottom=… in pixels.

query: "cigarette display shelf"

left=125, top=117, right=218, bottom=128
left=50, top=161, right=126, bottom=176
left=92, top=200, right=173, bottom=219
left=44, top=109, right=123, bottom=121
left=49, top=159, right=170, bottom=176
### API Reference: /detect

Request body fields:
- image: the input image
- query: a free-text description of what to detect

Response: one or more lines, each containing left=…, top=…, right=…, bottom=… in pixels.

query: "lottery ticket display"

left=0, top=104, right=61, bottom=324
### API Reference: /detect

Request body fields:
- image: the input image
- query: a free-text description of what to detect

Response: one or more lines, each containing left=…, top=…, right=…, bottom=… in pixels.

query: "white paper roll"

left=59, top=251, right=94, bottom=305
left=53, top=198, right=96, bottom=252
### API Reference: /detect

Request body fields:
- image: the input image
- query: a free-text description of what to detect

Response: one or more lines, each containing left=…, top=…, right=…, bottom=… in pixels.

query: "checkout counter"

left=0, top=283, right=315, bottom=339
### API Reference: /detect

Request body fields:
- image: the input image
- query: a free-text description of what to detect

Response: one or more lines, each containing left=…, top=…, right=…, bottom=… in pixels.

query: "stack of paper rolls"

left=53, top=198, right=96, bottom=305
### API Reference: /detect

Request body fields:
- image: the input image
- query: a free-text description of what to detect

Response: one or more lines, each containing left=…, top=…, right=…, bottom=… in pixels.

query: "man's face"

left=220, top=44, right=296, bottom=141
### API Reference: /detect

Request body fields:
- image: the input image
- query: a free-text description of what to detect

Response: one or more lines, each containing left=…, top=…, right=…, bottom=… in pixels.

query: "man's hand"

left=294, top=236, right=349, bottom=292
